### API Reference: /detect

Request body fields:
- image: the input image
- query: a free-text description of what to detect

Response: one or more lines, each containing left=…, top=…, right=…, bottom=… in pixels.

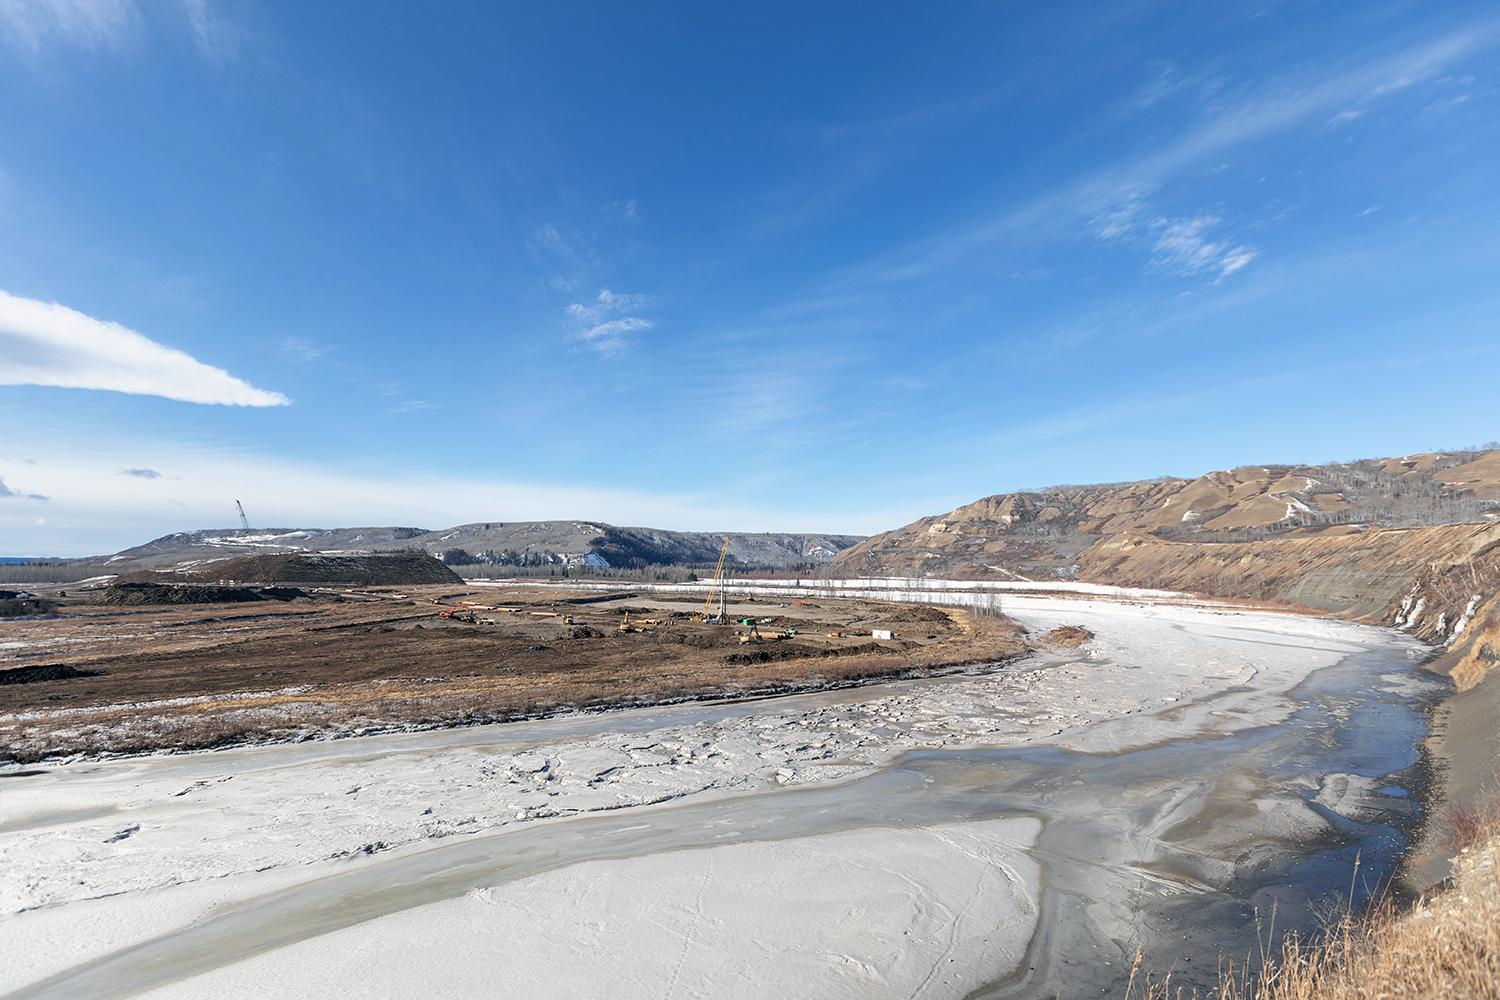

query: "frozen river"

left=0, top=594, right=1446, bottom=999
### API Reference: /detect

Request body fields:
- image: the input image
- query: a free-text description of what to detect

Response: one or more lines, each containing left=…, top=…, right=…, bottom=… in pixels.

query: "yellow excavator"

left=696, top=535, right=732, bottom=624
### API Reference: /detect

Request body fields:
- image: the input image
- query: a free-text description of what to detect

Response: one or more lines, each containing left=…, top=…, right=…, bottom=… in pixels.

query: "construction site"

left=0, top=556, right=1033, bottom=762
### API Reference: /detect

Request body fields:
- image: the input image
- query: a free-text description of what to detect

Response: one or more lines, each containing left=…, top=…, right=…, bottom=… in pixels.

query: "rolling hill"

left=100, top=521, right=863, bottom=575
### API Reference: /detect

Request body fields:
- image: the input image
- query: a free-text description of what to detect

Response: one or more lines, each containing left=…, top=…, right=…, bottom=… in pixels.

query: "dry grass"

left=1436, top=788, right=1500, bottom=855
left=1126, top=827, right=1500, bottom=1000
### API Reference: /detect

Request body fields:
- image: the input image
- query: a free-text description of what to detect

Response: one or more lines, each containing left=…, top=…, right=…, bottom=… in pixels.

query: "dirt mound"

left=724, top=644, right=815, bottom=665
left=206, top=551, right=461, bottom=586
left=98, top=583, right=307, bottom=606
left=0, top=664, right=103, bottom=685
left=0, top=595, right=59, bottom=617
left=885, top=605, right=955, bottom=624
left=1040, top=625, right=1093, bottom=648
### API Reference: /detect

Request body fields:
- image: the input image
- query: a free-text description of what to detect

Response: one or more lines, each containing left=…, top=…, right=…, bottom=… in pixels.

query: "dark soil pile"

left=201, top=551, right=462, bottom=586
left=725, top=640, right=892, bottom=665
left=0, top=595, right=59, bottom=617
left=98, top=583, right=307, bottom=606
left=0, top=664, right=103, bottom=685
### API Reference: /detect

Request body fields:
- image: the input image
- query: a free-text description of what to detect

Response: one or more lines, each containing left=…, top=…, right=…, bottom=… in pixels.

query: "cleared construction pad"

left=0, top=585, right=1025, bottom=761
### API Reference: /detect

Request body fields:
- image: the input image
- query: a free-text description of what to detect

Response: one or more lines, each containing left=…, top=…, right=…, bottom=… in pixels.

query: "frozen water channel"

left=0, top=595, right=1447, bottom=999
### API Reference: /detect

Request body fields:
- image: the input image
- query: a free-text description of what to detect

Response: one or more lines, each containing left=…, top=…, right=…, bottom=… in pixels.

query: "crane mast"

left=700, top=535, right=732, bottom=624
left=235, top=500, right=273, bottom=586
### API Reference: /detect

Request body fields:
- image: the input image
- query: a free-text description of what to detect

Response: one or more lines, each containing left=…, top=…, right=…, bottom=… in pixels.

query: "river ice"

left=0, top=594, right=1428, bottom=998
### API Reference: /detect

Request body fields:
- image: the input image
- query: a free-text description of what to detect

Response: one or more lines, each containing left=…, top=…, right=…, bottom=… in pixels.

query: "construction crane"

left=698, top=535, right=732, bottom=624
left=234, top=500, right=273, bottom=586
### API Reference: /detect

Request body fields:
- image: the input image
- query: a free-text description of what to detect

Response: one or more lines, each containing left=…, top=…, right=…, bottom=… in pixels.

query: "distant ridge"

left=97, top=521, right=864, bottom=575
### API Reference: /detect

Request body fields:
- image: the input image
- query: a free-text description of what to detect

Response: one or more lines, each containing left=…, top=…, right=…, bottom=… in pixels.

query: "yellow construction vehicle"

left=618, top=611, right=658, bottom=634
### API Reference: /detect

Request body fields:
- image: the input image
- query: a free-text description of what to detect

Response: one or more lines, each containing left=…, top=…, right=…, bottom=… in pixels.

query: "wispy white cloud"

left=1147, top=216, right=1259, bottom=280
left=565, top=288, right=654, bottom=354
left=0, top=289, right=289, bottom=406
left=1100, top=23, right=1496, bottom=195
left=1090, top=190, right=1258, bottom=281
left=0, top=0, right=139, bottom=53
left=575, top=317, right=652, bottom=350
left=174, top=0, right=247, bottom=63
left=1087, top=185, right=1155, bottom=241
left=119, top=467, right=162, bottom=479
left=530, top=223, right=582, bottom=262
left=837, top=20, right=1498, bottom=287
left=279, top=336, right=329, bottom=363
left=567, top=289, right=649, bottom=318
left=1123, top=60, right=1227, bottom=111
left=392, top=399, right=436, bottom=415
left=0, top=0, right=251, bottom=61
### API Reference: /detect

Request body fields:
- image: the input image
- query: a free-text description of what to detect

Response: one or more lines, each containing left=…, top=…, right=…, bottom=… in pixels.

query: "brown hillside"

left=836, top=449, right=1500, bottom=662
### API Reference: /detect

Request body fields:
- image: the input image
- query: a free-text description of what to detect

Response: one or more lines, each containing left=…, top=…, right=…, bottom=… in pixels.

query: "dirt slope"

left=838, top=449, right=1500, bottom=582
left=838, top=448, right=1500, bottom=662
left=1077, top=522, right=1500, bottom=627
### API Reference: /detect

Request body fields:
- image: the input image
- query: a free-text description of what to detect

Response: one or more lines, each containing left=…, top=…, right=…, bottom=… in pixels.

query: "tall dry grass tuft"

left=1435, top=782, right=1500, bottom=855
left=1125, top=830, right=1500, bottom=1000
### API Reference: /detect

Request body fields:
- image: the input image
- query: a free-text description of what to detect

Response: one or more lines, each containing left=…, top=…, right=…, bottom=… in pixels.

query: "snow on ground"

left=469, top=575, right=1193, bottom=601
left=199, top=532, right=317, bottom=548
left=139, top=819, right=1042, bottom=1000
left=0, top=596, right=1423, bottom=997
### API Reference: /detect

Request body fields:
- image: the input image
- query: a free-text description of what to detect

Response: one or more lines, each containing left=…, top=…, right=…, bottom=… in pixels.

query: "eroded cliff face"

left=1079, top=523, right=1497, bottom=622
left=1445, top=594, right=1500, bottom=691
left=838, top=450, right=1500, bottom=686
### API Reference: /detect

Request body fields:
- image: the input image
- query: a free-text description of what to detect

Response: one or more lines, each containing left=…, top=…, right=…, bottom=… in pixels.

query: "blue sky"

left=2, top=1, right=1498, bottom=555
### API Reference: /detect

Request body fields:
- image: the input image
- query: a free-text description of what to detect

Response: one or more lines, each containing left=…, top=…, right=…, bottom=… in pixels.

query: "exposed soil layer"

left=0, top=585, right=1028, bottom=761
left=99, top=583, right=308, bottom=606
left=1040, top=625, right=1093, bottom=648
left=0, top=664, right=103, bottom=686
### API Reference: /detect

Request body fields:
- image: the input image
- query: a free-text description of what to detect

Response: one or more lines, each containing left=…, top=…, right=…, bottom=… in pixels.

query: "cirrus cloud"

left=565, top=288, right=655, bottom=354
left=0, top=289, right=289, bottom=406
left=0, top=0, right=138, bottom=54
